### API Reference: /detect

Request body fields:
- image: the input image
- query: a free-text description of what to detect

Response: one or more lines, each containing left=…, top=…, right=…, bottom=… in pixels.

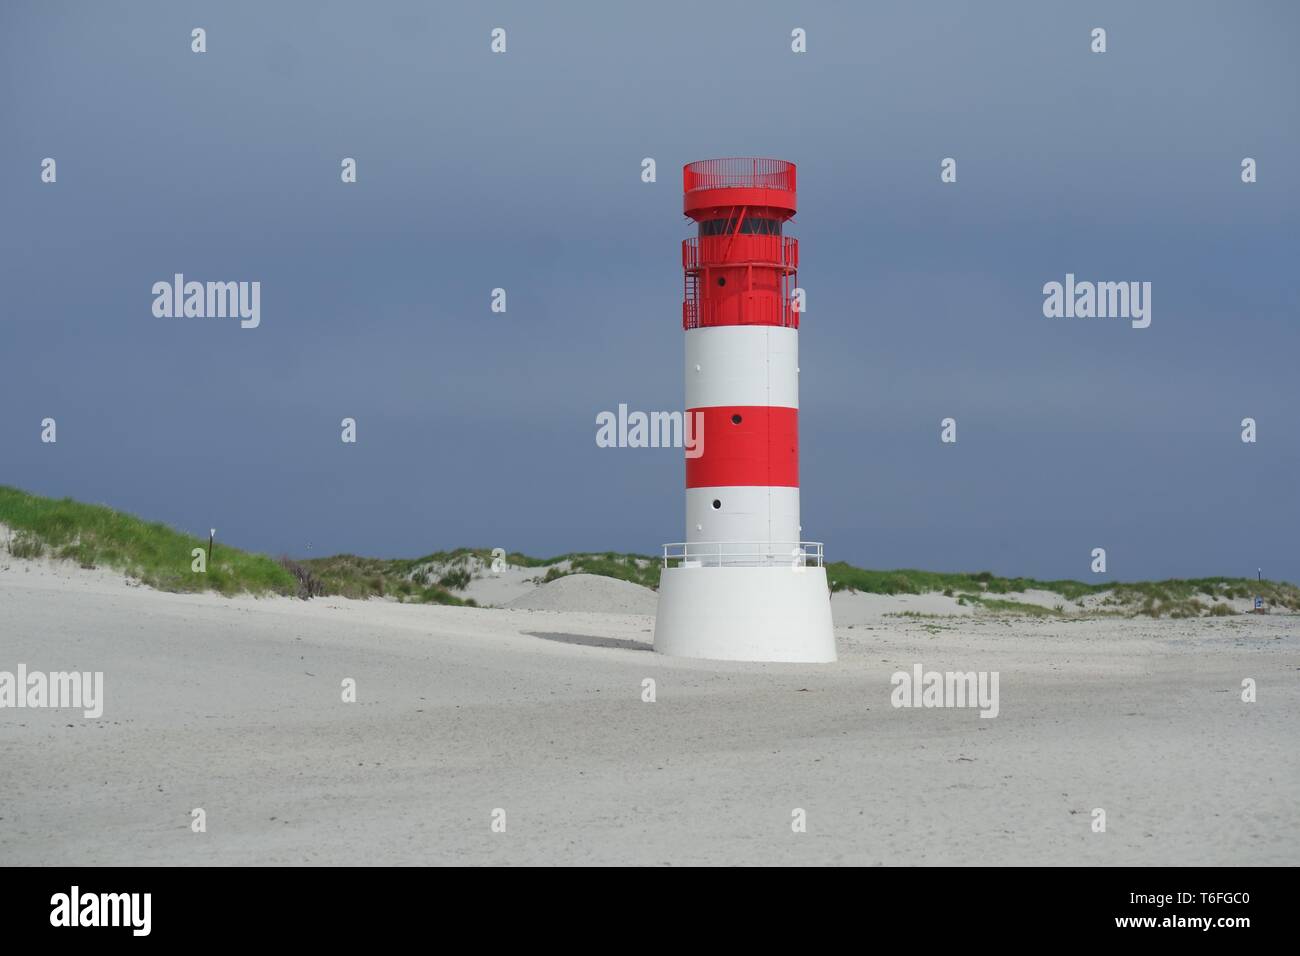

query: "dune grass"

left=538, top=552, right=661, bottom=589
left=2, top=485, right=1297, bottom=615
left=824, top=564, right=1299, bottom=615
left=1106, top=577, right=1300, bottom=615
left=824, top=564, right=1099, bottom=600
left=297, top=552, right=474, bottom=605
left=956, top=593, right=1066, bottom=616
left=300, top=548, right=659, bottom=601
left=0, top=485, right=296, bottom=596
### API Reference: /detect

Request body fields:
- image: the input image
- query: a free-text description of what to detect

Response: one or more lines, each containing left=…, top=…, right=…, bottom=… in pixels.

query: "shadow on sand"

left=525, top=631, right=652, bottom=652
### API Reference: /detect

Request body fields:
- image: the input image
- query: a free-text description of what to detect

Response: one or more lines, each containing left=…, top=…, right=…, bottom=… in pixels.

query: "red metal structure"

left=678, top=158, right=803, bottom=554
left=682, top=158, right=799, bottom=331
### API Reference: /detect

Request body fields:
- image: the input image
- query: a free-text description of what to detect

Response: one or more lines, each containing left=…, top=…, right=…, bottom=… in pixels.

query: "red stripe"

left=685, top=406, right=798, bottom=488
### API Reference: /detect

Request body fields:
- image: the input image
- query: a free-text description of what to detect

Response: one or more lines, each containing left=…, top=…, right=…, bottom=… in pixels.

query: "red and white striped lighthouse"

left=653, top=158, right=836, bottom=663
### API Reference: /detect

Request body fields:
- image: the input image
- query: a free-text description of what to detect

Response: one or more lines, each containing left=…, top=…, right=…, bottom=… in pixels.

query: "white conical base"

left=653, top=565, right=837, bottom=663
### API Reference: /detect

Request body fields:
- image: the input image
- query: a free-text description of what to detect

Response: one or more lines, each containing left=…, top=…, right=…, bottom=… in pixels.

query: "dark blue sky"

left=2, top=1, right=1297, bottom=582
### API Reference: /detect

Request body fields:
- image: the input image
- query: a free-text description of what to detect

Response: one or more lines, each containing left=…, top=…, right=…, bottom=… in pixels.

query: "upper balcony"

left=683, top=234, right=798, bottom=272
left=683, top=158, right=797, bottom=218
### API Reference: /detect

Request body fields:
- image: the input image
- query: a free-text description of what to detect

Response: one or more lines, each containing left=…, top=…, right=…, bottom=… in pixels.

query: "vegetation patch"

left=3, top=485, right=1297, bottom=616
left=538, top=552, right=660, bottom=590
left=0, top=486, right=296, bottom=597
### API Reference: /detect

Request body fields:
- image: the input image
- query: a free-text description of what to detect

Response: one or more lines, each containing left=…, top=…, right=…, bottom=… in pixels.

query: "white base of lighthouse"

left=653, top=566, right=837, bottom=663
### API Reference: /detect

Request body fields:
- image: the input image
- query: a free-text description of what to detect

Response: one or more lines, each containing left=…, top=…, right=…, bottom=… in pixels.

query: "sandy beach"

left=1, top=558, right=1297, bottom=866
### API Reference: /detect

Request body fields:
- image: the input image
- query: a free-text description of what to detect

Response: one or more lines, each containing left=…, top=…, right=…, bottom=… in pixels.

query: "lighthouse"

left=653, top=158, right=836, bottom=663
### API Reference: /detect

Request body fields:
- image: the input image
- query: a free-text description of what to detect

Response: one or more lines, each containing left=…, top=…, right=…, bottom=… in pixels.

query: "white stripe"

left=685, top=326, right=799, bottom=410
left=686, top=486, right=800, bottom=549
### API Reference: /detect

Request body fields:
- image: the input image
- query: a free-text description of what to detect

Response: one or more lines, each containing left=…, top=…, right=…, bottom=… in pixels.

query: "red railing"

left=682, top=235, right=798, bottom=271
left=684, top=158, right=796, bottom=193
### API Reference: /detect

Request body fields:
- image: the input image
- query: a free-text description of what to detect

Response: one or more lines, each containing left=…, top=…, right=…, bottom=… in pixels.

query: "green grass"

left=295, top=552, right=475, bottom=606
left=825, top=564, right=1299, bottom=615
left=824, top=564, right=1100, bottom=600
left=956, top=593, right=1065, bottom=617
left=299, top=548, right=659, bottom=603
left=1107, top=578, right=1299, bottom=614
left=0, top=485, right=296, bottom=596
left=882, top=612, right=956, bottom=631
left=8, top=529, right=45, bottom=559
left=538, top=552, right=661, bottom=589
left=3, top=485, right=1297, bottom=616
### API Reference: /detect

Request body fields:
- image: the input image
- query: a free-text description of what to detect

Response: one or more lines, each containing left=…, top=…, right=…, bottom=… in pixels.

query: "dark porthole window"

left=731, top=414, right=742, bottom=425
left=711, top=499, right=722, bottom=510
left=716, top=277, right=726, bottom=287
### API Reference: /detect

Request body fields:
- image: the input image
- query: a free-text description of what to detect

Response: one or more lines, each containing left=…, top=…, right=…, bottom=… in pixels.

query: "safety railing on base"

left=661, top=541, right=825, bottom=569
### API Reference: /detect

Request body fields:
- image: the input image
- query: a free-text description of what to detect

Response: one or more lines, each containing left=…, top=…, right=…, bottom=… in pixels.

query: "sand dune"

left=2, top=559, right=1297, bottom=866
left=506, top=573, right=658, bottom=614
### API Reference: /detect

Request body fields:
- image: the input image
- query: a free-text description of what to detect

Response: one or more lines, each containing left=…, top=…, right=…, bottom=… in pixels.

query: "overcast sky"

left=2, top=0, right=1297, bottom=583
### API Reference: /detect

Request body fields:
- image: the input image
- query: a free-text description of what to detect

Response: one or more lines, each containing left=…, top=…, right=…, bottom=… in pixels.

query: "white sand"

left=456, top=559, right=566, bottom=607
left=832, top=590, right=976, bottom=624
left=506, top=573, right=658, bottom=614
left=2, top=558, right=1297, bottom=866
